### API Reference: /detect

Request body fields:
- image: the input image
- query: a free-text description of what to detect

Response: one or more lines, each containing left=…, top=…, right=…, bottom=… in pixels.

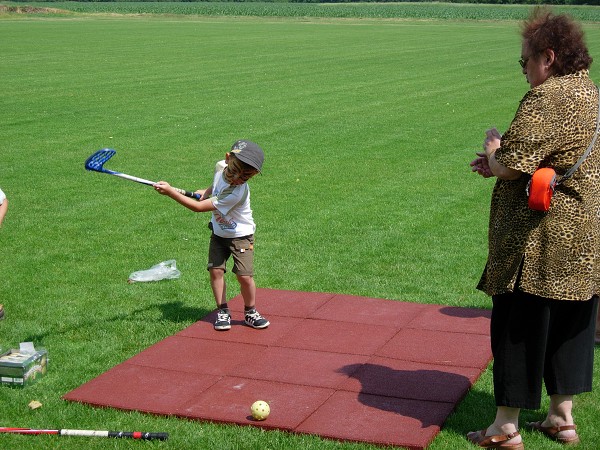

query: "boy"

left=154, top=140, right=269, bottom=331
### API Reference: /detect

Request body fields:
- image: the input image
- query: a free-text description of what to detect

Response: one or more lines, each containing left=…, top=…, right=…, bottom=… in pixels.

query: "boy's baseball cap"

left=230, top=140, right=264, bottom=172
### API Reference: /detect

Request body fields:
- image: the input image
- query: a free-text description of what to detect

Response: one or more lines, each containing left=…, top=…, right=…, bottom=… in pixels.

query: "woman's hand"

left=470, top=127, right=502, bottom=178
left=471, top=152, right=494, bottom=178
left=484, top=128, right=502, bottom=158
left=473, top=127, right=521, bottom=181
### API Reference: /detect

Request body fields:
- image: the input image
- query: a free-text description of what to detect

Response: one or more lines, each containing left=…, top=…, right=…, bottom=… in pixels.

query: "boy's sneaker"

left=214, top=308, right=231, bottom=331
left=244, top=308, right=270, bottom=329
left=0, top=304, right=4, bottom=320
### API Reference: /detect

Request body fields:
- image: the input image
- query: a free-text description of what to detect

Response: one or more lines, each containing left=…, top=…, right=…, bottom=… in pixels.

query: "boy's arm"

left=154, top=182, right=217, bottom=213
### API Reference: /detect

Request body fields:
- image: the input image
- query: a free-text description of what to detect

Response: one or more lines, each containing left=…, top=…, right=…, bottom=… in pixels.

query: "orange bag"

left=525, top=86, right=599, bottom=212
left=527, top=167, right=557, bottom=212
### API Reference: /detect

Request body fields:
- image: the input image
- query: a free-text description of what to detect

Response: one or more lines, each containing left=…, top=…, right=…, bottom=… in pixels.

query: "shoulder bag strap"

left=560, top=85, right=600, bottom=183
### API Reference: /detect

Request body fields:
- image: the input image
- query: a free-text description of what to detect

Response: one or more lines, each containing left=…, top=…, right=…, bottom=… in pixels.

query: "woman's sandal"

left=467, top=429, right=524, bottom=449
left=526, top=421, right=580, bottom=445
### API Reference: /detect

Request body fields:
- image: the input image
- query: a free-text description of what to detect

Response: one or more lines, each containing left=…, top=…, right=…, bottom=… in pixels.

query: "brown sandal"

left=526, top=421, right=580, bottom=445
left=467, top=429, right=524, bottom=449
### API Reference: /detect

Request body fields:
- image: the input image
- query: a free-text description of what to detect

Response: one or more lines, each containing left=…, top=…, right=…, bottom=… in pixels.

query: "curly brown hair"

left=521, top=6, right=592, bottom=76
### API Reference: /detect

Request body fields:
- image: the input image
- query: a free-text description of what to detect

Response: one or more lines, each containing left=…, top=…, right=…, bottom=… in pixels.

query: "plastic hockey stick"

left=0, top=427, right=168, bottom=440
left=85, top=148, right=201, bottom=200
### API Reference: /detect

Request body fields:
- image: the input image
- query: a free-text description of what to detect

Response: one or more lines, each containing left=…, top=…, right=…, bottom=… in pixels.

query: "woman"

left=469, top=7, right=599, bottom=449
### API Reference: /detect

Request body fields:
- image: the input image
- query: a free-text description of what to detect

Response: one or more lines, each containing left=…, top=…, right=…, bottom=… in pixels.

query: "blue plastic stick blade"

left=85, top=149, right=116, bottom=172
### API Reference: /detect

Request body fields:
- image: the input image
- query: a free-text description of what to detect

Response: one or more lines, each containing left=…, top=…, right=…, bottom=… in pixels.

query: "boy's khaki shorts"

left=207, top=233, right=254, bottom=276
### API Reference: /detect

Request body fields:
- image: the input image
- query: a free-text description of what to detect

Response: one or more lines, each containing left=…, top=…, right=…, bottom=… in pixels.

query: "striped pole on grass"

left=0, top=427, right=168, bottom=440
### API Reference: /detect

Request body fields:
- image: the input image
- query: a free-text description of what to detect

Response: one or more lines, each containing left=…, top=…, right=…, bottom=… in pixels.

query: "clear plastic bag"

left=128, top=260, right=181, bottom=283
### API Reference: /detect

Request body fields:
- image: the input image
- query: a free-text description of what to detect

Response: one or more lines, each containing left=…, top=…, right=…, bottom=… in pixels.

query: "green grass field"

left=1, top=3, right=599, bottom=449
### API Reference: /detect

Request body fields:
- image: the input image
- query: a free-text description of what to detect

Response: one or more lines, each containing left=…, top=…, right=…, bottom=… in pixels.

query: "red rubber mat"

left=63, top=288, right=492, bottom=449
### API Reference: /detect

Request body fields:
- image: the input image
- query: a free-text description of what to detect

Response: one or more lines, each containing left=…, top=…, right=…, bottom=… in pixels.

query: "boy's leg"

left=210, top=268, right=227, bottom=308
left=230, top=235, right=269, bottom=329
left=211, top=269, right=231, bottom=331
left=237, top=274, right=255, bottom=309
left=237, top=274, right=269, bottom=329
left=208, top=233, right=232, bottom=330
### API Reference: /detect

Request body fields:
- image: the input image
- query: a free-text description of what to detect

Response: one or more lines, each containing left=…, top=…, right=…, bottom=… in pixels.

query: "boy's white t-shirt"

left=0, top=188, right=5, bottom=204
left=209, top=170, right=255, bottom=238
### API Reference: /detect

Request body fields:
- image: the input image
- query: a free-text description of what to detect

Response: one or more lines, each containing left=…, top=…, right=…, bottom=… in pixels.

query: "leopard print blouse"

left=477, top=70, right=600, bottom=301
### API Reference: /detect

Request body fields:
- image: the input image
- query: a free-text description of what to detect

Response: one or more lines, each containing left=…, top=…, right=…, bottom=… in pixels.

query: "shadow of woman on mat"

left=338, top=363, right=486, bottom=428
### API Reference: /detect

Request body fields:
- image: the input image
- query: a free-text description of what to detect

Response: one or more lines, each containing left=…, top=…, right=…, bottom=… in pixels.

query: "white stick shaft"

left=60, top=430, right=109, bottom=437
left=111, top=172, right=155, bottom=186
left=106, top=169, right=199, bottom=199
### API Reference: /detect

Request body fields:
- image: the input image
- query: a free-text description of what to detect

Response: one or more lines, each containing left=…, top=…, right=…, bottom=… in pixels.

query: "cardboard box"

left=0, top=348, right=48, bottom=387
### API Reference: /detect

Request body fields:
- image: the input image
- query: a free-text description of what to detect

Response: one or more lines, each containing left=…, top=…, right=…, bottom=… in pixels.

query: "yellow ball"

left=250, top=400, right=270, bottom=421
